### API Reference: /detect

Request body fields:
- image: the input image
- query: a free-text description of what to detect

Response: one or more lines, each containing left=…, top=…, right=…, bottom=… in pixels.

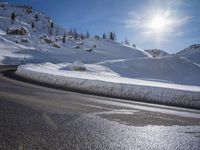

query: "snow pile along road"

left=16, top=63, right=200, bottom=109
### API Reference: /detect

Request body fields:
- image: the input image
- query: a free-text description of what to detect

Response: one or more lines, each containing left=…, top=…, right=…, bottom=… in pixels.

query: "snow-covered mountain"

left=0, top=2, right=200, bottom=86
left=0, top=2, right=150, bottom=64
left=0, top=2, right=66, bottom=37
left=145, top=49, right=170, bottom=58
left=176, top=44, right=200, bottom=66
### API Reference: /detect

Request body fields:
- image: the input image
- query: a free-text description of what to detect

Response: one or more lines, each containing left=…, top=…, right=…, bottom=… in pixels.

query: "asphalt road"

left=0, top=65, right=200, bottom=150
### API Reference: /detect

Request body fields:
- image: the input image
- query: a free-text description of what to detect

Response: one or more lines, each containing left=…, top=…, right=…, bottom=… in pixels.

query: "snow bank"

left=70, top=61, right=86, bottom=71
left=16, top=63, right=200, bottom=109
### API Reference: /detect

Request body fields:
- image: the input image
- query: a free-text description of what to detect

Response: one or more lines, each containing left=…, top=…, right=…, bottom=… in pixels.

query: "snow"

left=0, top=29, right=6, bottom=35
left=0, top=35, right=34, bottom=64
left=99, top=56, right=200, bottom=86
left=145, top=49, right=170, bottom=58
left=0, top=3, right=150, bottom=64
left=177, top=44, right=200, bottom=66
left=70, top=60, right=86, bottom=71
left=16, top=63, right=200, bottom=109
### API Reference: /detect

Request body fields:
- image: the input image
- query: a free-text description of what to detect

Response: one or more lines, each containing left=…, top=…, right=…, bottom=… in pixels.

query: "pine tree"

left=102, top=33, right=107, bottom=39
left=86, top=31, right=90, bottom=38
left=49, top=21, right=54, bottom=36
left=63, top=32, right=66, bottom=43
left=109, top=32, right=113, bottom=40
left=35, top=14, right=39, bottom=21
left=50, top=21, right=54, bottom=28
left=31, top=21, right=35, bottom=30
left=109, top=32, right=116, bottom=40
left=11, top=12, right=16, bottom=24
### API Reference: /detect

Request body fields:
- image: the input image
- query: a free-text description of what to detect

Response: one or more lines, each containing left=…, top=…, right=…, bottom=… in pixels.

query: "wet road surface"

left=0, top=65, right=200, bottom=150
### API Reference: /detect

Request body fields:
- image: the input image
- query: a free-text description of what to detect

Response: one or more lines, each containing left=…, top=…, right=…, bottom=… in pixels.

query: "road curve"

left=0, top=65, right=200, bottom=150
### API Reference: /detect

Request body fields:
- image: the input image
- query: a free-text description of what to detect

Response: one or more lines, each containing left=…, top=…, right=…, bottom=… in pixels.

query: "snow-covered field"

left=16, top=62, right=200, bottom=109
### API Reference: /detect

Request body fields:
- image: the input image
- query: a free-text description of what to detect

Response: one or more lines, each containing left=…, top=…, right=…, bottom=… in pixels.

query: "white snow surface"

left=145, top=49, right=170, bottom=58
left=98, top=56, right=200, bottom=86
left=0, top=3, right=150, bottom=64
left=177, top=44, right=200, bottom=66
left=16, top=63, right=200, bottom=109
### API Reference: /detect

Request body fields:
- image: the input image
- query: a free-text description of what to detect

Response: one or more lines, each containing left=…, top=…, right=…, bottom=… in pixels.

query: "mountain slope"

left=177, top=44, right=200, bottom=65
left=0, top=3, right=66, bottom=36
left=99, top=56, right=200, bottom=86
left=145, top=49, right=170, bottom=58
left=0, top=2, right=150, bottom=64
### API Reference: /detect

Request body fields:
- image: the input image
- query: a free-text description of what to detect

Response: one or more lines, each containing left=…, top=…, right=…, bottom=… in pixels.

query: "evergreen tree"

left=49, top=21, right=54, bottom=36
left=109, top=32, right=116, bottom=40
left=31, top=21, right=35, bottom=30
left=35, top=14, right=39, bottom=21
left=102, top=33, right=107, bottom=39
left=86, top=31, right=90, bottom=38
left=109, top=32, right=113, bottom=40
left=11, top=12, right=16, bottom=24
left=63, top=32, right=66, bottom=43
left=50, top=21, right=54, bottom=28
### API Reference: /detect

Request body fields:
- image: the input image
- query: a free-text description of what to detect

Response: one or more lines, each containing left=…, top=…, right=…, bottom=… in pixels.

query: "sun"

left=150, top=15, right=169, bottom=32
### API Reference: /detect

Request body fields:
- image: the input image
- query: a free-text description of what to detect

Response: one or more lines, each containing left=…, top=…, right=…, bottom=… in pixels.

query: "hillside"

left=0, top=2, right=150, bottom=65
left=177, top=44, right=200, bottom=66
left=98, top=56, right=200, bottom=86
left=145, top=49, right=170, bottom=58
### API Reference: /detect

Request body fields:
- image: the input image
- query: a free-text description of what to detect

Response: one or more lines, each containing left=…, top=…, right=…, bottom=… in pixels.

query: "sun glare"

left=150, top=15, right=169, bottom=32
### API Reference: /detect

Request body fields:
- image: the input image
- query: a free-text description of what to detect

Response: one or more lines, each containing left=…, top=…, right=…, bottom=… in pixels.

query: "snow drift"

left=16, top=63, right=200, bottom=109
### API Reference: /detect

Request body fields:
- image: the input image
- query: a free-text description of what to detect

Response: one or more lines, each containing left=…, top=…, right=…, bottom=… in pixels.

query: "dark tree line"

left=101, top=32, right=117, bottom=41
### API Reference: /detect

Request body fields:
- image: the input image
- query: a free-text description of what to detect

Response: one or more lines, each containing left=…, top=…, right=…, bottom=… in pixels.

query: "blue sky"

left=5, top=0, right=200, bottom=53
